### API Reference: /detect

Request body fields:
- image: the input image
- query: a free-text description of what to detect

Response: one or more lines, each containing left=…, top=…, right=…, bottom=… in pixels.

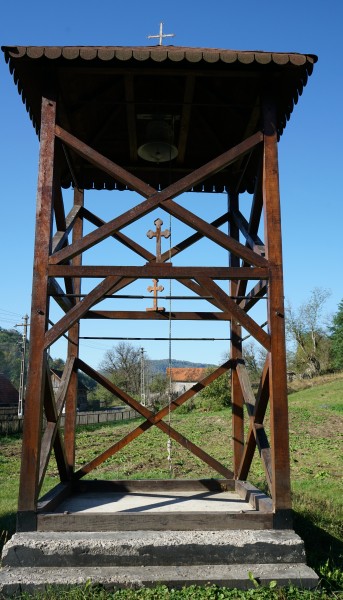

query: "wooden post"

left=228, top=191, right=244, bottom=476
left=64, top=187, right=84, bottom=475
left=262, top=96, right=291, bottom=517
left=17, top=97, right=56, bottom=528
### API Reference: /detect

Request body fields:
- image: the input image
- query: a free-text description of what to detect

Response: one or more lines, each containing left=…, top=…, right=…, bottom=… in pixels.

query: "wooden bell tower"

left=2, top=45, right=317, bottom=532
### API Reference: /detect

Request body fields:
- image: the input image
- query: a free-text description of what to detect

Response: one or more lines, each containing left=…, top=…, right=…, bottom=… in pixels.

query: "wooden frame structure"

left=2, top=45, right=317, bottom=532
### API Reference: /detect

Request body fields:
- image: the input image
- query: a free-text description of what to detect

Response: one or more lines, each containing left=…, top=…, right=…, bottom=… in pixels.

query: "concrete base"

left=0, top=563, right=319, bottom=595
left=0, top=530, right=319, bottom=595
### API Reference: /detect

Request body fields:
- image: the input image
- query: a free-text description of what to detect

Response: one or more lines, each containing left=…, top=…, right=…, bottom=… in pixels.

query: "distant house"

left=166, top=367, right=207, bottom=395
left=0, top=373, right=19, bottom=407
left=50, top=369, right=89, bottom=411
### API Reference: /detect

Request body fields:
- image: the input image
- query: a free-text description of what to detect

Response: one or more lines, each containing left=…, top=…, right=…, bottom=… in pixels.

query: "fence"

left=0, top=407, right=140, bottom=436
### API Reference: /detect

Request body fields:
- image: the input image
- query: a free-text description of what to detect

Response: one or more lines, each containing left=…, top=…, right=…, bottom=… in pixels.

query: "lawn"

left=0, top=375, right=342, bottom=598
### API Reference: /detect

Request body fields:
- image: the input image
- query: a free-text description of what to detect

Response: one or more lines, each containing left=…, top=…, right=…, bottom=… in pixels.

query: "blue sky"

left=0, top=0, right=342, bottom=367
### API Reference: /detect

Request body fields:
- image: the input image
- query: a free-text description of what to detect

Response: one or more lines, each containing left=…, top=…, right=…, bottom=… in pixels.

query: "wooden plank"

left=74, top=479, right=236, bottom=493
left=235, top=480, right=273, bottom=513
left=84, top=311, right=230, bottom=321
left=50, top=130, right=263, bottom=265
left=75, top=359, right=234, bottom=480
left=37, top=511, right=273, bottom=532
left=18, top=97, right=56, bottom=514
left=37, top=481, right=73, bottom=513
left=48, top=265, right=268, bottom=280
left=263, top=96, right=291, bottom=511
left=196, top=277, right=271, bottom=351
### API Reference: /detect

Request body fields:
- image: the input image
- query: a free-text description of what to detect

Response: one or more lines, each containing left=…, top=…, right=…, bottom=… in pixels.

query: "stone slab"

left=2, top=530, right=306, bottom=567
left=0, top=563, right=320, bottom=596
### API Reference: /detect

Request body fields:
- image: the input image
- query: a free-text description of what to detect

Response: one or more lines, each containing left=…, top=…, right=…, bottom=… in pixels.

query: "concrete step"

left=0, top=563, right=319, bottom=595
left=2, top=530, right=306, bottom=568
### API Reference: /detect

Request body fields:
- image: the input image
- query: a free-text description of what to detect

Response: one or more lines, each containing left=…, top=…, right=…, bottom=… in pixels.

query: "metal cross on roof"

left=147, top=22, right=175, bottom=46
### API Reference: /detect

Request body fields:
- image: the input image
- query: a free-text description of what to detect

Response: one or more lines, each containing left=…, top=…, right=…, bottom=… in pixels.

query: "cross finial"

left=147, top=22, right=175, bottom=46
left=147, top=218, right=170, bottom=262
left=146, top=279, right=165, bottom=312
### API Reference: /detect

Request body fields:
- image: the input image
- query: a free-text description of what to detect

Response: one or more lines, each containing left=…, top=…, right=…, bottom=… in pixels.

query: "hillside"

left=148, top=358, right=214, bottom=374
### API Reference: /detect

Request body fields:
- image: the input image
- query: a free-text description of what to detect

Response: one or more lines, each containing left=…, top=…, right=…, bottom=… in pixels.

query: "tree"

left=197, top=367, right=231, bottom=410
left=285, top=287, right=331, bottom=377
left=99, top=342, right=143, bottom=396
left=330, top=298, right=343, bottom=371
left=0, top=326, right=27, bottom=387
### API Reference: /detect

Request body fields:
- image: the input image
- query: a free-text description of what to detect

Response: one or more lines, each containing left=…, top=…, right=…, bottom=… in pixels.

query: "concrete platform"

left=57, top=489, right=254, bottom=513
left=0, top=530, right=319, bottom=595
left=0, top=481, right=319, bottom=593
left=0, top=563, right=320, bottom=595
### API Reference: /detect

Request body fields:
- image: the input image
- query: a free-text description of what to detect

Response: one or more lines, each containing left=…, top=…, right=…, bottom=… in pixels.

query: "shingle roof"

left=167, top=367, right=207, bottom=382
left=1, top=45, right=317, bottom=194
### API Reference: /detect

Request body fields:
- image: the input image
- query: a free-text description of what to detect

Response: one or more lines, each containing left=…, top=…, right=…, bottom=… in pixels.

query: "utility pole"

left=15, top=314, right=29, bottom=418
left=140, top=347, right=146, bottom=407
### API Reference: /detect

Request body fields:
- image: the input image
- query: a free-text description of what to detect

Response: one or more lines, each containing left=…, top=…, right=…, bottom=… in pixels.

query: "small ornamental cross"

left=146, top=278, right=165, bottom=312
left=147, top=22, right=175, bottom=46
left=146, top=218, right=170, bottom=262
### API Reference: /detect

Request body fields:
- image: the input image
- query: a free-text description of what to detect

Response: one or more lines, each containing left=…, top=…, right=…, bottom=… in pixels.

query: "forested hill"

left=0, top=327, right=24, bottom=388
left=148, top=359, right=214, bottom=374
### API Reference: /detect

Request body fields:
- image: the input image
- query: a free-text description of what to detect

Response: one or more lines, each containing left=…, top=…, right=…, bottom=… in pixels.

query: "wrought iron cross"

left=146, top=278, right=165, bottom=312
left=147, top=218, right=170, bottom=262
left=147, top=22, right=175, bottom=46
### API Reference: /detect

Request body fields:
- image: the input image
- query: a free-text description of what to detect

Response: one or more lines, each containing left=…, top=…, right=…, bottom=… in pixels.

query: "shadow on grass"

left=0, top=511, right=16, bottom=555
left=293, top=510, right=343, bottom=590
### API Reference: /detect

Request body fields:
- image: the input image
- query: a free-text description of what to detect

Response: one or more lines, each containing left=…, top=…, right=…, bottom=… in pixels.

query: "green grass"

left=0, top=377, right=342, bottom=599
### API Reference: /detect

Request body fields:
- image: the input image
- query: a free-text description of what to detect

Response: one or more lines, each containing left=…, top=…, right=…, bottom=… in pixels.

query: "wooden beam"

left=231, top=208, right=265, bottom=256
left=82, top=207, right=155, bottom=261
left=84, top=311, right=230, bottom=321
left=18, top=98, right=56, bottom=514
left=48, top=265, right=268, bottom=280
left=236, top=361, right=273, bottom=493
left=51, top=204, right=83, bottom=253
left=196, top=277, right=271, bottom=351
left=229, top=192, right=244, bottom=477
left=44, top=275, right=124, bottom=349
left=162, top=198, right=267, bottom=267
left=263, top=96, right=291, bottom=511
left=64, top=188, right=84, bottom=476
left=39, top=358, right=75, bottom=490
left=75, top=359, right=234, bottom=480
left=48, top=278, right=74, bottom=312
left=236, top=160, right=264, bottom=298
left=238, top=280, right=268, bottom=313
left=50, top=129, right=263, bottom=265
